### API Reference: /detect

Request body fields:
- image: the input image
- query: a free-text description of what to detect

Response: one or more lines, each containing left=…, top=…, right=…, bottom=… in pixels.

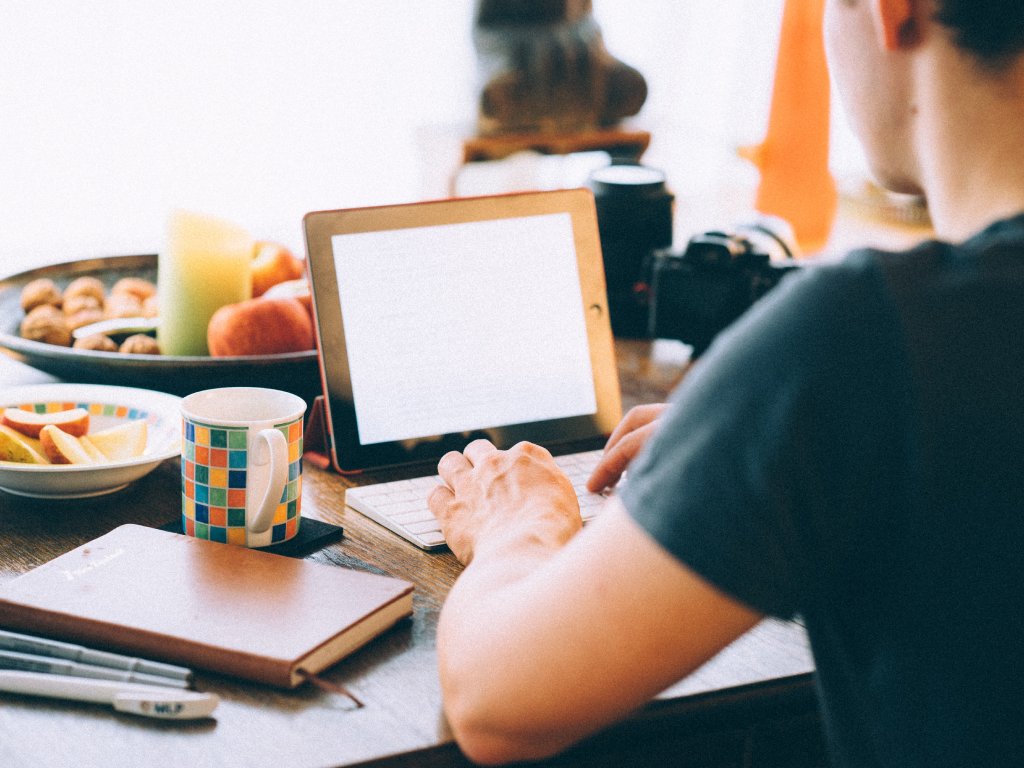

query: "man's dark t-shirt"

left=621, top=214, right=1024, bottom=766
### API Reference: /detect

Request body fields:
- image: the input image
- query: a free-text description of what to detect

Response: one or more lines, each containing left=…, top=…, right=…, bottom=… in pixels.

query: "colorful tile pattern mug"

left=180, top=387, right=306, bottom=547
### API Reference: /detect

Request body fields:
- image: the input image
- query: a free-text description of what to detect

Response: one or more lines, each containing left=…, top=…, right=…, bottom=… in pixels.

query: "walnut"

left=104, top=293, right=144, bottom=320
left=22, top=303, right=61, bottom=323
left=73, top=333, right=118, bottom=352
left=119, top=334, right=160, bottom=354
left=65, top=307, right=104, bottom=331
left=20, top=305, right=72, bottom=346
left=63, top=276, right=106, bottom=303
left=20, top=278, right=63, bottom=313
left=141, top=294, right=159, bottom=318
left=111, top=277, right=157, bottom=303
left=63, top=293, right=102, bottom=316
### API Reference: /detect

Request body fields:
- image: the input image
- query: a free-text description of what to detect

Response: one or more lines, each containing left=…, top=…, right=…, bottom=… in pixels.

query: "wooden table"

left=0, top=341, right=825, bottom=768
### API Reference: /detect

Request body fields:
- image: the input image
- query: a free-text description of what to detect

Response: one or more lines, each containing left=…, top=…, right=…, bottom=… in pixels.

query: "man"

left=428, top=1, right=1024, bottom=765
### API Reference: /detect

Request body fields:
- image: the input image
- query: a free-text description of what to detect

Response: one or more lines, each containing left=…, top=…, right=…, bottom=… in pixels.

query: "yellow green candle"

left=157, top=210, right=253, bottom=356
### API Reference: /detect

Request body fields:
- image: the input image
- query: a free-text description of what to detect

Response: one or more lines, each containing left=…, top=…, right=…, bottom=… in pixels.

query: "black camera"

left=642, top=223, right=801, bottom=356
left=589, top=163, right=803, bottom=355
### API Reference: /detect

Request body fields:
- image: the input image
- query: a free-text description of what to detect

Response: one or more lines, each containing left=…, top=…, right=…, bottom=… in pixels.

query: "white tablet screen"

left=331, top=212, right=597, bottom=446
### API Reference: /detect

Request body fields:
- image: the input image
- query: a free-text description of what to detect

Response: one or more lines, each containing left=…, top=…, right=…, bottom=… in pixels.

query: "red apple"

left=207, top=297, right=315, bottom=356
left=262, top=278, right=313, bottom=319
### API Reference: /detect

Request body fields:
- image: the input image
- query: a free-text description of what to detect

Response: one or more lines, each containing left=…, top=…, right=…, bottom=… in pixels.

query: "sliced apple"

left=2, top=407, right=90, bottom=439
left=0, top=424, right=50, bottom=464
left=83, top=420, right=148, bottom=462
left=79, top=436, right=107, bottom=463
left=39, top=425, right=97, bottom=465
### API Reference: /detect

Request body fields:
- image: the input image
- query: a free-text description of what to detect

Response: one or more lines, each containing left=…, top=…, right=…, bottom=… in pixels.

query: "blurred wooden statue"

left=472, top=0, right=648, bottom=137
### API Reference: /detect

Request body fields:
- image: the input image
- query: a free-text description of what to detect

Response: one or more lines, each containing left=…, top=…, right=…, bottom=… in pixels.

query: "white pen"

left=0, top=629, right=192, bottom=683
left=0, top=670, right=219, bottom=720
left=0, top=649, right=190, bottom=689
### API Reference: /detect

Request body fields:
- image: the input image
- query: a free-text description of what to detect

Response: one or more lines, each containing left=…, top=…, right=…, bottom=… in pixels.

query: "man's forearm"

left=436, top=502, right=762, bottom=765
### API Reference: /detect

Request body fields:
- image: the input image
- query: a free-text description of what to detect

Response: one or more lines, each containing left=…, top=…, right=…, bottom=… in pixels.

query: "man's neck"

left=914, top=49, right=1024, bottom=242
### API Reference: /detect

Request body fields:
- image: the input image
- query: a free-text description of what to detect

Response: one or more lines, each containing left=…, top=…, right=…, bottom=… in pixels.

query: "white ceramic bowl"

left=0, top=383, right=180, bottom=498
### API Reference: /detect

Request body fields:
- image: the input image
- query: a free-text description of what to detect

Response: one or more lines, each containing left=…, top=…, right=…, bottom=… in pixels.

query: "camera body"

left=644, top=225, right=801, bottom=356
left=588, top=163, right=802, bottom=355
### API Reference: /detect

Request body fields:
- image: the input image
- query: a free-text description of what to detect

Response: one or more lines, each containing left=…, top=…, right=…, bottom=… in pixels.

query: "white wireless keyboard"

left=345, top=449, right=613, bottom=550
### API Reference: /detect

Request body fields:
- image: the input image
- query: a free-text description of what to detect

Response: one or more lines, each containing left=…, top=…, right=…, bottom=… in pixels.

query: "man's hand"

left=428, top=438, right=582, bottom=564
left=587, top=403, right=668, bottom=493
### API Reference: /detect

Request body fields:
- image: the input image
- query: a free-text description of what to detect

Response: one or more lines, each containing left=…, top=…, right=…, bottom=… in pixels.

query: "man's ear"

left=871, top=0, right=922, bottom=50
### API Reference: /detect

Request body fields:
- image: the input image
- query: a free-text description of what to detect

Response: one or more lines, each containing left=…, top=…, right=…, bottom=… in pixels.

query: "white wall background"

left=0, top=1, right=862, bottom=274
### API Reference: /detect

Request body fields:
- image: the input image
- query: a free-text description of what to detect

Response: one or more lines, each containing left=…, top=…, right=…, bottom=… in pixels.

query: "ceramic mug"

left=180, top=387, right=306, bottom=547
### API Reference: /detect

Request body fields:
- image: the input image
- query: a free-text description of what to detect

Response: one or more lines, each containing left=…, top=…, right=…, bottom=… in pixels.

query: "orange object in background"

left=742, top=0, right=837, bottom=254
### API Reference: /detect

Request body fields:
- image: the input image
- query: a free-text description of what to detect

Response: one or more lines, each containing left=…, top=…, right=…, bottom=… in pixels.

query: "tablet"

left=303, top=188, right=621, bottom=473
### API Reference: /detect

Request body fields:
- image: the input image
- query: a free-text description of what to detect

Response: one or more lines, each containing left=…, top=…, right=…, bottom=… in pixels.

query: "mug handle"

left=247, top=428, right=289, bottom=534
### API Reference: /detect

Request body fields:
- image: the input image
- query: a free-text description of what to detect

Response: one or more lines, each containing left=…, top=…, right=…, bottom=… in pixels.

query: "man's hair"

left=934, top=0, right=1024, bottom=68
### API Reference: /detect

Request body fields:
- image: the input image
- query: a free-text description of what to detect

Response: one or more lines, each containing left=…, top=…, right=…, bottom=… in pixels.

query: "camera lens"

left=588, top=163, right=668, bottom=192
left=588, top=164, right=674, bottom=337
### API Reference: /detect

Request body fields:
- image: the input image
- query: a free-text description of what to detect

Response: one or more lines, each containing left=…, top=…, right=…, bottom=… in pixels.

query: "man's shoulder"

left=839, top=211, right=1024, bottom=280
left=708, top=246, right=895, bottom=367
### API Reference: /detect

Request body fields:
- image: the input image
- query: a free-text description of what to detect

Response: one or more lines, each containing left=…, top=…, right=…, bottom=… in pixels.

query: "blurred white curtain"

left=0, top=0, right=854, bottom=273
left=0, top=1, right=479, bottom=269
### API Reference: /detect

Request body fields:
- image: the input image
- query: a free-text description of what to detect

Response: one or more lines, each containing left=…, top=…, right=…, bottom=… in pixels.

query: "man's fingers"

left=438, top=449, right=472, bottom=486
left=603, top=404, right=666, bottom=454
left=463, top=438, right=498, bottom=466
left=587, top=443, right=631, bottom=493
left=587, top=426, right=651, bottom=493
left=428, top=482, right=454, bottom=518
left=510, top=441, right=552, bottom=460
left=601, top=411, right=639, bottom=453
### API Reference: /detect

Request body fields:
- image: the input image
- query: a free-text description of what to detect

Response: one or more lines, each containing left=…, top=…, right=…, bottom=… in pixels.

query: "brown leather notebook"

left=0, top=524, right=414, bottom=688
